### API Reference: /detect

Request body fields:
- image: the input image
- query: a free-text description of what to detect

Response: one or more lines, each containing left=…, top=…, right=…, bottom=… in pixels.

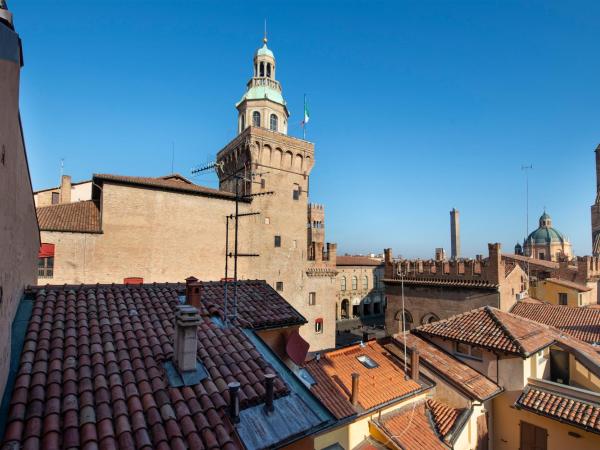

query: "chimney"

left=327, top=242, right=337, bottom=263
left=410, top=346, right=420, bottom=381
left=228, top=381, right=240, bottom=424
left=487, top=243, right=502, bottom=284
left=351, top=373, right=360, bottom=405
left=60, top=175, right=72, bottom=204
left=450, top=209, right=460, bottom=260
left=185, top=276, right=201, bottom=308
left=362, top=331, right=369, bottom=343
left=264, top=373, right=275, bottom=414
left=384, top=248, right=393, bottom=278
left=173, top=305, right=201, bottom=372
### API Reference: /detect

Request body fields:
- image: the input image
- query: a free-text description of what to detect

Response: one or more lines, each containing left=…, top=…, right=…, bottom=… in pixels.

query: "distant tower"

left=592, top=144, right=600, bottom=256
left=450, top=208, right=460, bottom=260
left=235, top=34, right=289, bottom=135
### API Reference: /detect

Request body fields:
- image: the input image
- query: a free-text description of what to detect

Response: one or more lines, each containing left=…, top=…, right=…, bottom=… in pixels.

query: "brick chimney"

left=173, top=305, right=201, bottom=372
left=384, top=248, right=393, bottom=278
left=410, top=346, right=420, bottom=381
left=350, top=373, right=360, bottom=406
left=185, top=276, right=201, bottom=308
left=487, top=243, right=502, bottom=285
left=60, top=175, right=72, bottom=204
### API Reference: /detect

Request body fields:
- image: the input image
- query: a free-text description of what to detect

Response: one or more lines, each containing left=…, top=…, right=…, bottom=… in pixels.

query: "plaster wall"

left=531, top=279, right=594, bottom=307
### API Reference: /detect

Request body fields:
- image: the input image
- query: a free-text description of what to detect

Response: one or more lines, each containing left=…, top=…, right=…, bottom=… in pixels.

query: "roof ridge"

left=36, top=199, right=96, bottom=210
left=417, top=306, right=489, bottom=332
left=485, top=307, right=526, bottom=355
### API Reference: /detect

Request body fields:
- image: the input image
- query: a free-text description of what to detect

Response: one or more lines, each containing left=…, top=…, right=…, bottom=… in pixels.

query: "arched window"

left=395, top=310, right=413, bottom=332
left=351, top=276, right=358, bottom=290
left=341, top=299, right=350, bottom=320
left=260, top=62, right=265, bottom=77
left=240, top=114, right=245, bottom=132
left=421, top=313, right=440, bottom=325
left=362, top=276, right=368, bottom=290
left=252, top=111, right=261, bottom=127
left=270, top=114, right=278, bottom=131
left=267, top=63, right=271, bottom=78
left=341, top=276, right=346, bottom=291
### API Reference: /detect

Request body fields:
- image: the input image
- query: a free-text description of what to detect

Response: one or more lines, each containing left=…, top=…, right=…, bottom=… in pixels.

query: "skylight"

left=357, top=355, right=379, bottom=369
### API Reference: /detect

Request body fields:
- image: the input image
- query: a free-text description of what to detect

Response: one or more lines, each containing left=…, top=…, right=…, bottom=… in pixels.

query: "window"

left=362, top=276, right=368, bottom=290
left=264, top=217, right=270, bottom=225
left=539, top=252, right=545, bottom=260
left=38, top=256, right=54, bottom=278
left=315, top=318, right=323, bottom=334
left=276, top=281, right=283, bottom=291
left=363, top=302, right=371, bottom=316
left=373, top=301, right=381, bottom=315
left=293, top=185, right=301, bottom=200
left=558, top=292, right=567, bottom=306
left=274, top=235, right=281, bottom=247
left=340, top=299, right=349, bottom=319
left=351, top=276, right=358, bottom=290
left=261, top=178, right=266, bottom=189
left=270, top=114, right=278, bottom=131
left=341, top=276, right=346, bottom=291
left=240, top=114, right=245, bottom=131
left=266, top=63, right=271, bottom=78
left=520, top=421, right=547, bottom=450
left=454, top=342, right=483, bottom=360
left=357, top=355, right=379, bottom=369
left=252, top=111, right=261, bottom=127
left=579, top=293, right=583, bottom=306
left=374, top=275, right=378, bottom=290
left=51, top=192, right=59, bottom=205
left=309, top=292, right=316, bottom=306
left=259, top=62, right=265, bottom=77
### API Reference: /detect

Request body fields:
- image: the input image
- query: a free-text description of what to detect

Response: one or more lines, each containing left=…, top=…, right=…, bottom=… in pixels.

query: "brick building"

left=0, top=4, right=40, bottom=401
left=384, top=244, right=528, bottom=334
left=33, top=38, right=338, bottom=350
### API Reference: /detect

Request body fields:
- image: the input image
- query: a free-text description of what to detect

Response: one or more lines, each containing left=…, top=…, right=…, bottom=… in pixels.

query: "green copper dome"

left=237, top=85, right=285, bottom=106
left=524, top=212, right=568, bottom=244
left=255, top=43, right=274, bottom=58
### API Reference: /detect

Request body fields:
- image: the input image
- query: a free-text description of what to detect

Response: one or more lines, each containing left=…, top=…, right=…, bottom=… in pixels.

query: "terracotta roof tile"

left=336, top=256, right=383, bottom=267
left=516, top=383, right=600, bottom=434
left=511, top=302, right=600, bottom=344
left=386, top=334, right=502, bottom=401
left=426, top=399, right=462, bottom=438
left=373, top=401, right=449, bottom=450
left=304, top=341, right=425, bottom=418
left=1, top=284, right=290, bottom=450
left=415, top=306, right=554, bottom=356
left=37, top=200, right=101, bottom=233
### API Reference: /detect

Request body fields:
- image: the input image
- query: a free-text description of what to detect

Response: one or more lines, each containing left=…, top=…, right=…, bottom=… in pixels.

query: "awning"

left=38, top=243, right=55, bottom=258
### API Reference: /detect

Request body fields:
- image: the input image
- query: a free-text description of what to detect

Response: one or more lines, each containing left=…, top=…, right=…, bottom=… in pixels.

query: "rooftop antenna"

left=171, top=142, right=175, bottom=174
left=522, top=164, right=533, bottom=280
left=60, top=158, right=64, bottom=178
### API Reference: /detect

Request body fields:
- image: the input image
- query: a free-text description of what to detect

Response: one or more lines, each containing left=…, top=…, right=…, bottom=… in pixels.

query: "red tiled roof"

left=516, top=383, right=600, bottom=434
left=503, top=254, right=560, bottom=270
left=386, top=334, right=502, bottom=401
left=543, top=277, right=592, bottom=292
left=415, top=306, right=554, bottom=356
left=336, top=256, right=383, bottom=267
left=511, top=302, right=600, bottom=344
left=304, top=341, right=425, bottom=418
left=373, top=401, right=449, bottom=450
left=94, top=174, right=243, bottom=201
left=384, top=277, right=498, bottom=289
left=37, top=200, right=101, bottom=233
left=426, top=399, right=462, bottom=438
left=1, top=284, right=289, bottom=450
left=197, top=280, right=307, bottom=329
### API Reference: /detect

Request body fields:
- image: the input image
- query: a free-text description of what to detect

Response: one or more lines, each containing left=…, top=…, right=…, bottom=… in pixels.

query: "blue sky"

left=12, top=1, right=600, bottom=258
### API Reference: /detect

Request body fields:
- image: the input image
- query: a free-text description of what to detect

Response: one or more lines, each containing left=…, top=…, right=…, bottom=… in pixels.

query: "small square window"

left=309, top=292, right=316, bottom=306
left=558, top=293, right=568, bottom=306
left=276, top=281, right=283, bottom=291
left=51, top=192, right=59, bottom=205
left=274, top=235, right=281, bottom=247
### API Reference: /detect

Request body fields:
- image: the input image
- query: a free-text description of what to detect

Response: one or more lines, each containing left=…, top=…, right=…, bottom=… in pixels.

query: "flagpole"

left=303, top=94, right=306, bottom=140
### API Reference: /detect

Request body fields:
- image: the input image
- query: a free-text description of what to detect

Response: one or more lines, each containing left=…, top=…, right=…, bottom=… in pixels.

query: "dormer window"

left=252, top=111, right=261, bottom=127
left=270, top=114, right=278, bottom=131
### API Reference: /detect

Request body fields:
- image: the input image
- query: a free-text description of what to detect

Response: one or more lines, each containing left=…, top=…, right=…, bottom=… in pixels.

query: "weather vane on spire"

left=263, top=19, right=268, bottom=44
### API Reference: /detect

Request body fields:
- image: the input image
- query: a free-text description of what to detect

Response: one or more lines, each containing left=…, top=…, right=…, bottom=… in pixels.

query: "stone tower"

left=215, top=37, right=336, bottom=350
left=592, top=144, right=600, bottom=256
left=450, top=208, right=460, bottom=260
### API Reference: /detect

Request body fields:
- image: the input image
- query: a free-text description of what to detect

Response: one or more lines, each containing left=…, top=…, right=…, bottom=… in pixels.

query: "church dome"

left=524, top=212, right=568, bottom=244
left=255, top=43, right=274, bottom=59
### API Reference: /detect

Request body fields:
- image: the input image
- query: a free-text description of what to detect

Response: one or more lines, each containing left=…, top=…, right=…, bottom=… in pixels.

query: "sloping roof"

left=543, top=277, right=592, bottom=292
left=36, top=200, right=101, bottom=233
left=372, top=401, right=449, bottom=450
left=415, top=306, right=554, bottom=357
left=384, top=277, right=498, bottom=289
left=426, top=399, right=463, bottom=438
left=197, top=280, right=307, bottom=330
left=386, top=334, right=502, bottom=402
left=516, top=382, right=600, bottom=435
left=503, top=254, right=560, bottom=271
left=511, top=302, right=600, bottom=344
left=94, top=174, right=243, bottom=202
left=304, top=341, right=425, bottom=419
left=1, top=284, right=296, bottom=450
left=336, top=256, right=383, bottom=267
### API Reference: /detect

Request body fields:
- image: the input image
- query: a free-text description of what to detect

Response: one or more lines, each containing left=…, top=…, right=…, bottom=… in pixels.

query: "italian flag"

left=302, top=95, right=310, bottom=125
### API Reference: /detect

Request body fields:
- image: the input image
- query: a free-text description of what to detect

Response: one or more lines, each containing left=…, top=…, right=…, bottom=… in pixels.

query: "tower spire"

left=263, top=19, right=267, bottom=44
